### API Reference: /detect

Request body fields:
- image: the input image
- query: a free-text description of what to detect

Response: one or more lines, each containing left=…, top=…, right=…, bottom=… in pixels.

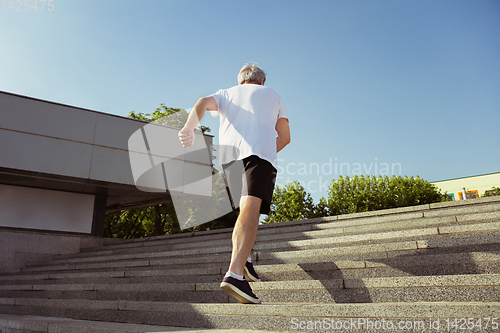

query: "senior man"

left=178, top=63, right=290, bottom=304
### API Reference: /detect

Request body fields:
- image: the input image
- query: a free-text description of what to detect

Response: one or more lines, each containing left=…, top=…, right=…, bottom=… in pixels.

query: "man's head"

left=237, top=62, right=266, bottom=85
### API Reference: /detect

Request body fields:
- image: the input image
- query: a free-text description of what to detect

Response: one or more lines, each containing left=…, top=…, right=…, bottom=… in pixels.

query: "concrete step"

left=57, top=199, right=500, bottom=260
left=50, top=213, right=493, bottom=262
left=0, top=313, right=278, bottom=333
left=7, top=229, right=500, bottom=283
left=89, top=211, right=425, bottom=254
left=94, top=203, right=432, bottom=248
left=256, top=222, right=500, bottom=253
left=7, top=246, right=500, bottom=285
left=1, top=252, right=499, bottom=294
left=57, top=205, right=500, bottom=262
left=95, top=196, right=498, bottom=244
left=1, top=197, right=500, bottom=332
left=3, top=248, right=499, bottom=287
left=1, top=298, right=499, bottom=332
left=257, top=233, right=500, bottom=264
left=21, top=219, right=500, bottom=270
left=257, top=250, right=500, bottom=280
left=0, top=274, right=498, bottom=304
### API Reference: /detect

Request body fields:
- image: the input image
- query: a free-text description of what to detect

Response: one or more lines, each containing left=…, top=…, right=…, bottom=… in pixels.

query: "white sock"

left=247, top=257, right=252, bottom=263
left=227, top=271, right=245, bottom=281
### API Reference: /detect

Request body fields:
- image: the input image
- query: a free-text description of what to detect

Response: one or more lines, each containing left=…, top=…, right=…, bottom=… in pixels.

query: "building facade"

left=432, top=172, right=500, bottom=201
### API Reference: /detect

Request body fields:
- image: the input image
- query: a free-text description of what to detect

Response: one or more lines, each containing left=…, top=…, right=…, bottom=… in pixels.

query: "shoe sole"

left=220, top=282, right=261, bottom=304
left=244, top=266, right=261, bottom=282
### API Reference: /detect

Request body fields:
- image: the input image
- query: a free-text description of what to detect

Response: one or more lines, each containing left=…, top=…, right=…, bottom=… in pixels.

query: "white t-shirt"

left=210, top=84, right=288, bottom=169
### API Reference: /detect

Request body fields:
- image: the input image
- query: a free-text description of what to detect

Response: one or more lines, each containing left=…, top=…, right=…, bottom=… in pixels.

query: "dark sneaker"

left=244, top=261, right=261, bottom=282
left=220, top=273, right=261, bottom=304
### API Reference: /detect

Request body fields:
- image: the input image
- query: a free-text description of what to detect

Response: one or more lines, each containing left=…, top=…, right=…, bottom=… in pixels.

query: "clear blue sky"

left=1, top=0, right=499, bottom=203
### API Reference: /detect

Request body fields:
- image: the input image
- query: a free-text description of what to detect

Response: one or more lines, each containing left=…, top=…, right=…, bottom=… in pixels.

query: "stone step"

left=257, top=250, right=500, bottom=280
left=52, top=214, right=480, bottom=262
left=0, top=313, right=278, bottom=333
left=56, top=204, right=500, bottom=261
left=5, top=251, right=499, bottom=295
left=0, top=274, right=498, bottom=304
left=8, top=229, right=500, bottom=281
left=256, top=222, right=500, bottom=253
left=3, top=247, right=499, bottom=283
left=0, top=267, right=223, bottom=284
left=0, top=275, right=222, bottom=288
left=95, top=203, right=432, bottom=247
left=56, top=199, right=500, bottom=261
left=11, top=242, right=497, bottom=285
left=95, top=196, right=499, bottom=248
left=2, top=197, right=499, bottom=332
left=257, top=233, right=500, bottom=264
left=22, top=219, right=500, bottom=270
left=1, top=250, right=499, bottom=290
left=0, top=298, right=499, bottom=332
left=3, top=272, right=499, bottom=295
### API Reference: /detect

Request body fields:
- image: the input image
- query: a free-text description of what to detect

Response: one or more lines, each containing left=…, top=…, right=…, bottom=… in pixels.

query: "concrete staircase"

left=1, top=196, right=499, bottom=332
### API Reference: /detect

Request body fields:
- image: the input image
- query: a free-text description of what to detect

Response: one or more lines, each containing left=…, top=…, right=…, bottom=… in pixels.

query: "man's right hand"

left=178, top=126, right=195, bottom=147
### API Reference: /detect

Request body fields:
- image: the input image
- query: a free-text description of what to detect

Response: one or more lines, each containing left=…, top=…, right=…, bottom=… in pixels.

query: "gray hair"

left=237, top=62, right=266, bottom=85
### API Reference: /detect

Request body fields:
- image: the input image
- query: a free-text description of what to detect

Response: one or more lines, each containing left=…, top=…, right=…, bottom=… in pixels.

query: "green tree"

left=128, top=104, right=210, bottom=134
left=263, top=181, right=317, bottom=224
left=104, top=204, right=180, bottom=239
left=327, top=175, right=443, bottom=215
left=483, top=186, right=500, bottom=197
left=313, top=197, right=330, bottom=218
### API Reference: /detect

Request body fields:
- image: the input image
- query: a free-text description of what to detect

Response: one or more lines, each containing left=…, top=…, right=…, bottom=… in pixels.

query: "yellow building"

left=432, top=172, right=500, bottom=201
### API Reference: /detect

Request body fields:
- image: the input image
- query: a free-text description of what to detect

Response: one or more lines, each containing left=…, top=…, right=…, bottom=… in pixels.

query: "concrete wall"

left=0, top=229, right=102, bottom=273
left=0, top=90, right=214, bottom=234
left=0, top=184, right=95, bottom=233
left=0, top=91, right=213, bottom=190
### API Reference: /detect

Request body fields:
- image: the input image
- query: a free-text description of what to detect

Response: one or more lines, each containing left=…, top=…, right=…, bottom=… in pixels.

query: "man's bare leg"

left=220, top=194, right=262, bottom=304
left=228, top=195, right=262, bottom=276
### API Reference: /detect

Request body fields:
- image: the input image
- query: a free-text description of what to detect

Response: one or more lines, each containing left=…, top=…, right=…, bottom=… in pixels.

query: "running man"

left=178, top=62, right=290, bottom=304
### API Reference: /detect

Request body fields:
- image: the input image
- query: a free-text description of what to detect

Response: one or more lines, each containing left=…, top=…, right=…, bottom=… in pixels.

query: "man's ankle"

left=226, top=271, right=245, bottom=281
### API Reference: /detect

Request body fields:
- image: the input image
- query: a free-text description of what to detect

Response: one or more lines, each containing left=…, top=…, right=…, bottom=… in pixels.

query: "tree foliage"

left=327, top=175, right=443, bottom=215
left=263, top=181, right=320, bottom=224
left=104, top=199, right=239, bottom=239
left=483, top=186, right=500, bottom=197
left=128, top=104, right=210, bottom=133
left=314, top=197, right=330, bottom=218
left=104, top=203, right=180, bottom=239
left=265, top=175, right=444, bottom=224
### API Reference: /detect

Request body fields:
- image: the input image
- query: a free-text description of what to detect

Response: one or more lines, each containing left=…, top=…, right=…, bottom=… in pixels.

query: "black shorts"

left=222, top=155, right=277, bottom=215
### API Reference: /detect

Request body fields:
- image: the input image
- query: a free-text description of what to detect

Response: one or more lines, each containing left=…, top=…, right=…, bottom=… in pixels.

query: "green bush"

left=483, top=186, right=500, bottom=197
left=263, top=181, right=317, bottom=224
left=327, top=175, right=443, bottom=215
left=104, top=204, right=179, bottom=239
left=104, top=199, right=239, bottom=239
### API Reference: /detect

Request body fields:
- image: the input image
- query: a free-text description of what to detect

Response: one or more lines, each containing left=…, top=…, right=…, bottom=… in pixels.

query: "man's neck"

left=243, top=80, right=264, bottom=86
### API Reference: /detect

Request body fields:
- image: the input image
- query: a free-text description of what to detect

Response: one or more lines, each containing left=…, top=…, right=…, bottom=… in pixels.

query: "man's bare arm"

left=276, top=117, right=291, bottom=153
left=184, top=96, right=218, bottom=130
left=178, top=96, right=218, bottom=147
